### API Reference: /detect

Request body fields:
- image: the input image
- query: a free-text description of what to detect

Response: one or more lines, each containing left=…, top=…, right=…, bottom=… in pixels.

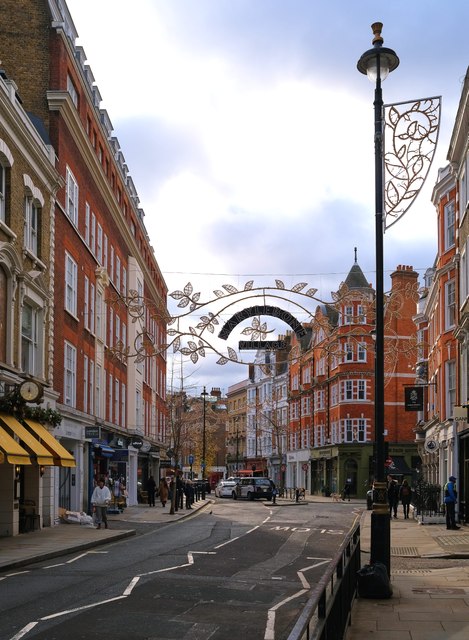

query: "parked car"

left=215, top=480, right=237, bottom=498
left=233, top=477, right=273, bottom=501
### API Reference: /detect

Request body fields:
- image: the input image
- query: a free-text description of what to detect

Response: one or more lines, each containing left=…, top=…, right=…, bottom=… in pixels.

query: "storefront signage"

left=85, top=426, right=100, bottom=439
left=130, top=437, right=143, bottom=449
left=405, top=387, right=424, bottom=411
left=424, top=439, right=439, bottom=453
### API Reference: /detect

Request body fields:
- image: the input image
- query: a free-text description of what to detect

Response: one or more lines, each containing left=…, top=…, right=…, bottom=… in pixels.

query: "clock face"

left=19, top=381, right=42, bottom=402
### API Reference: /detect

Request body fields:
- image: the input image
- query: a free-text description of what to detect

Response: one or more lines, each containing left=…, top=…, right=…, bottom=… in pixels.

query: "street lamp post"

left=201, top=386, right=208, bottom=499
left=357, top=22, right=399, bottom=577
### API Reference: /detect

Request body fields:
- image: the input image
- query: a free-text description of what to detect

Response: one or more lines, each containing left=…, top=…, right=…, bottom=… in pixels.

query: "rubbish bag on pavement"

left=356, top=562, right=393, bottom=599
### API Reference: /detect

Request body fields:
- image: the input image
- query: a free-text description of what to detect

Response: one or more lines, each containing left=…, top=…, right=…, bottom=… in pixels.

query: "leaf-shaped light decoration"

left=223, top=284, right=238, bottom=294
left=306, top=288, right=318, bottom=297
left=213, top=290, right=225, bottom=298
left=183, top=282, right=193, bottom=296
left=178, top=297, right=190, bottom=308
left=292, top=282, right=307, bottom=292
left=190, top=351, right=199, bottom=364
left=227, top=346, right=238, bottom=361
left=244, top=280, right=254, bottom=290
left=384, top=96, right=441, bottom=230
left=217, top=356, right=229, bottom=365
left=173, top=337, right=181, bottom=353
left=275, top=279, right=285, bottom=289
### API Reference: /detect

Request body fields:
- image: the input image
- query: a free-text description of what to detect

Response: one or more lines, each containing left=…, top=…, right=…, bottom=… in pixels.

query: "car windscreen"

left=255, top=479, right=272, bottom=486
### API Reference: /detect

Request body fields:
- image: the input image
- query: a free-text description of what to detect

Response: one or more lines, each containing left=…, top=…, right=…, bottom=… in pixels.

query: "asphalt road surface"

left=0, top=500, right=361, bottom=640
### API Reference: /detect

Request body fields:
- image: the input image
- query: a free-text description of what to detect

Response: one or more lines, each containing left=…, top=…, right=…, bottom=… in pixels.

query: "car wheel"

left=247, top=492, right=254, bottom=501
left=232, top=492, right=237, bottom=500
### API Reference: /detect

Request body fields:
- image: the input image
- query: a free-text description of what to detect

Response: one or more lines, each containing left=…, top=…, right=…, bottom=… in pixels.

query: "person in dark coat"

left=444, top=475, right=460, bottom=530
left=387, top=475, right=399, bottom=519
left=399, top=479, right=412, bottom=519
left=147, top=476, right=156, bottom=507
left=184, top=480, right=195, bottom=509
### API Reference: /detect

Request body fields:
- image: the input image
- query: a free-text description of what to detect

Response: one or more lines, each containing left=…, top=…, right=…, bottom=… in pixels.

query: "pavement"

left=1, top=496, right=469, bottom=639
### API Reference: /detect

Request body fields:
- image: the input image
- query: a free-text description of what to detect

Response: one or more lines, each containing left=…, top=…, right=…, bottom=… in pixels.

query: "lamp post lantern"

left=357, top=22, right=399, bottom=577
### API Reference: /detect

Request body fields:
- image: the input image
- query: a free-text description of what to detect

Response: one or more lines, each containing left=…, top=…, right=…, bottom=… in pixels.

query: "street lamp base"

left=370, top=481, right=391, bottom=576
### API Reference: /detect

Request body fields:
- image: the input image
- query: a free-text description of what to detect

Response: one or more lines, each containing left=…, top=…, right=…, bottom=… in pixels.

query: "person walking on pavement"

left=147, top=475, right=156, bottom=507
left=185, top=480, right=194, bottom=509
left=91, top=478, right=111, bottom=529
left=387, top=475, right=399, bottom=519
left=399, top=478, right=412, bottom=519
left=342, top=480, right=351, bottom=501
left=159, top=478, right=169, bottom=507
left=444, top=475, right=460, bottom=530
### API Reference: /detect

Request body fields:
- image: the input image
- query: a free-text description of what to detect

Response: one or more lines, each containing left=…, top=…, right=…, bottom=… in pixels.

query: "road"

left=0, top=499, right=361, bottom=640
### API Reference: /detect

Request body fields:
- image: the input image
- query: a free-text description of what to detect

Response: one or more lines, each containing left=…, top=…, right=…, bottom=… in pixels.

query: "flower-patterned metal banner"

left=384, top=96, right=441, bottom=230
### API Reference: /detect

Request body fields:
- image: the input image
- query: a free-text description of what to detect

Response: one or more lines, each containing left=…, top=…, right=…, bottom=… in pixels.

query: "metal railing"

left=287, top=519, right=361, bottom=640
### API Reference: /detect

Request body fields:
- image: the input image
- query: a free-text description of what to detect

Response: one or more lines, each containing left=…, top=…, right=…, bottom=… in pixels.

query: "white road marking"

left=123, top=576, right=140, bottom=595
left=5, top=571, right=30, bottom=577
left=40, top=595, right=126, bottom=620
left=10, top=622, right=38, bottom=640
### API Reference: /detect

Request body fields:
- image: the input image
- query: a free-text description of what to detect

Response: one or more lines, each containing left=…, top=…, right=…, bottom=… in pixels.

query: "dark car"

left=194, top=480, right=211, bottom=494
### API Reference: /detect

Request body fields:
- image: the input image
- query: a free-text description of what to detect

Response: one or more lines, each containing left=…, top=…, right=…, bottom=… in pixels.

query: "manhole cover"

left=390, top=546, right=419, bottom=556
left=412, top=587, right=466, bottom=595
left=437, top=534, right=469, bottom=546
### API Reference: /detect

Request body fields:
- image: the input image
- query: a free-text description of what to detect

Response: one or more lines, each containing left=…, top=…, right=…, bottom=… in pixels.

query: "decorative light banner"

left=384, top=96, right=441, bottom=230
left=239, top=340, right=286, bottom=350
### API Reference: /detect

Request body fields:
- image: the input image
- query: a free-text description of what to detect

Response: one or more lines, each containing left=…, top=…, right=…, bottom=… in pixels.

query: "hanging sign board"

left=405, top=387, right=423, bottom=411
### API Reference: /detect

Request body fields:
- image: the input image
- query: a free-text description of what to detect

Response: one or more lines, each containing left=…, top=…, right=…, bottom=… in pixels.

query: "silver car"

left=215, top=480, right=237, bottom=498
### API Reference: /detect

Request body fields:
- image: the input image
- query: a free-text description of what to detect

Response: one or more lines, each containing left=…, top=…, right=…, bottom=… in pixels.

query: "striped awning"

left=0, top=413, right=54, bottom=465
left=23, top=419, right=76, bottom=467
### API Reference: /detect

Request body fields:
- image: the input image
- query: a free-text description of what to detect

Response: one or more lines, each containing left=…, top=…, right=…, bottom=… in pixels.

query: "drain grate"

left=413, top=587, right=466, bottom=595
left=393, top=569, right=432, bottom=575
left=437, top=534, right=469, bottom=546
left=391, top=546, right=419, bottom=556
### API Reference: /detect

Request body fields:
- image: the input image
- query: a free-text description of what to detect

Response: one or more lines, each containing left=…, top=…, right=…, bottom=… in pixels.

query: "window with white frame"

left=357, top=304, right=366, bottom=323
left=89, top=359, right=94, bottom=415
left=358, top=342, right=367, bottom=362
left=114, top=378, right=119, bottom=424
left=85, top=202, right=90, bottom=245
left=83, top=355, right=88, bottom=413
left=65, top=252, right=78, bottom=316
left=84, top=276, right=89, bottom=330
left=96, top=290, right=104, bottom=341
left=110, top=245, right=114, bottom=283
left=89, top=283, right=95, bottom=334
left=301, top=396, right=311, bottom=415
left=66, top=167, right=78, bottom=225
left=290, top=401, right=299, bottom=420
left=444, top=200, right=455, bottom=250
left=108, top=373, right=113, bottom=422
left=97, top=223, right=103, bottom=264
left=96, top=365, right=102, bottom=419
left=302, top=365, right=311, bottom=385
left=344, top=305, right=353, bottom=324
left=344, top=417, right=366, bottom=442
left=445, top=280, right=456, bottom=329
left=116, top=255, right=121, bottom=292
left=90, top=212, right=96, bottom=256
left=64, top=341, right=77, bottom=406
left=121, top=382, right=126, bottom=427
left=122, top=266, right=127, bottom=297
left=109, top=309, right=113, bottom=347
left=24, top=196, right=40, bottom=256
left=341, top=379, right=367, bottom=401
left=316, top=388, right=325, bottom=409
left=446, top=360, right=456, bottom=421
left=330, top=384, right=338, bottom=406
left=345, top=342, right=353, bottom=361
left=136, top=389, right=142, bottom=429
left=67, top=74, right=78, bottom=107
left=291, top=373, right=299, bottom=391
left=21, top=303, right=41, bottom=376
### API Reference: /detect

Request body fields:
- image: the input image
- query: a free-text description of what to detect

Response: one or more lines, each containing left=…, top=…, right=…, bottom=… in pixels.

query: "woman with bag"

left=399, top=479, right=412, bottom=519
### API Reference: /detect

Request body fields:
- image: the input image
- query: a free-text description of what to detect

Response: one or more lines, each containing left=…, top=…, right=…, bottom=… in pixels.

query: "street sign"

left=188, top=454, right=194, bottom=465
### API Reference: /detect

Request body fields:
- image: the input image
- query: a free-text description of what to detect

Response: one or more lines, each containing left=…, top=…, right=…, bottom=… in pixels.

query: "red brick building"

left=0, top=0, right=168, bottom=515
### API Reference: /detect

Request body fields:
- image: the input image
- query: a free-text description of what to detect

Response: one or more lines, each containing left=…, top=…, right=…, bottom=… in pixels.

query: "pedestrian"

left=271, top=481, right=278, bottom=504
left=159, top=477, right=169, bottom=507
left=444, top=475, right=460, bottom=530
left=147, top=475, right=156, bottom=506
left=91, top=478, right=111, bottom=529
left=185, top=480, right=194, bottom=509
left=387, top=475, right=399, bottom=519
left=342, top=481, right=351, bottom=501
left=399, top=479, right=412, bottom=519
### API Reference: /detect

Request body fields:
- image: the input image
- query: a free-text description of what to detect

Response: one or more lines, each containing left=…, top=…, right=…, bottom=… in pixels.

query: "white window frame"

left=444, top=200, right=455, bottom=250
left=24, top=195, right=39, bottom=256
left=66, top=167, right=79, bottom=226
left=21, top=302, right=42, bottom=376
left=65, top=252, right=78, bottom=317
left=446, top=360, right=456, bottom=421
left=445, top=280, right=456, bottom=330
left=64, top=341, right=77, bottom=407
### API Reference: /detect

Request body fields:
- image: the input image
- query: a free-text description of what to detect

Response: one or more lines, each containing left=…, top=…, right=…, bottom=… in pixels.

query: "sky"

left=66, top=0, right=469, bottom=395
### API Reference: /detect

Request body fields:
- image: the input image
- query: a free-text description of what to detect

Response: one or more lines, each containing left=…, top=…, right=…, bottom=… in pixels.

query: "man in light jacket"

left=91, top=478, right=112, bottom=529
